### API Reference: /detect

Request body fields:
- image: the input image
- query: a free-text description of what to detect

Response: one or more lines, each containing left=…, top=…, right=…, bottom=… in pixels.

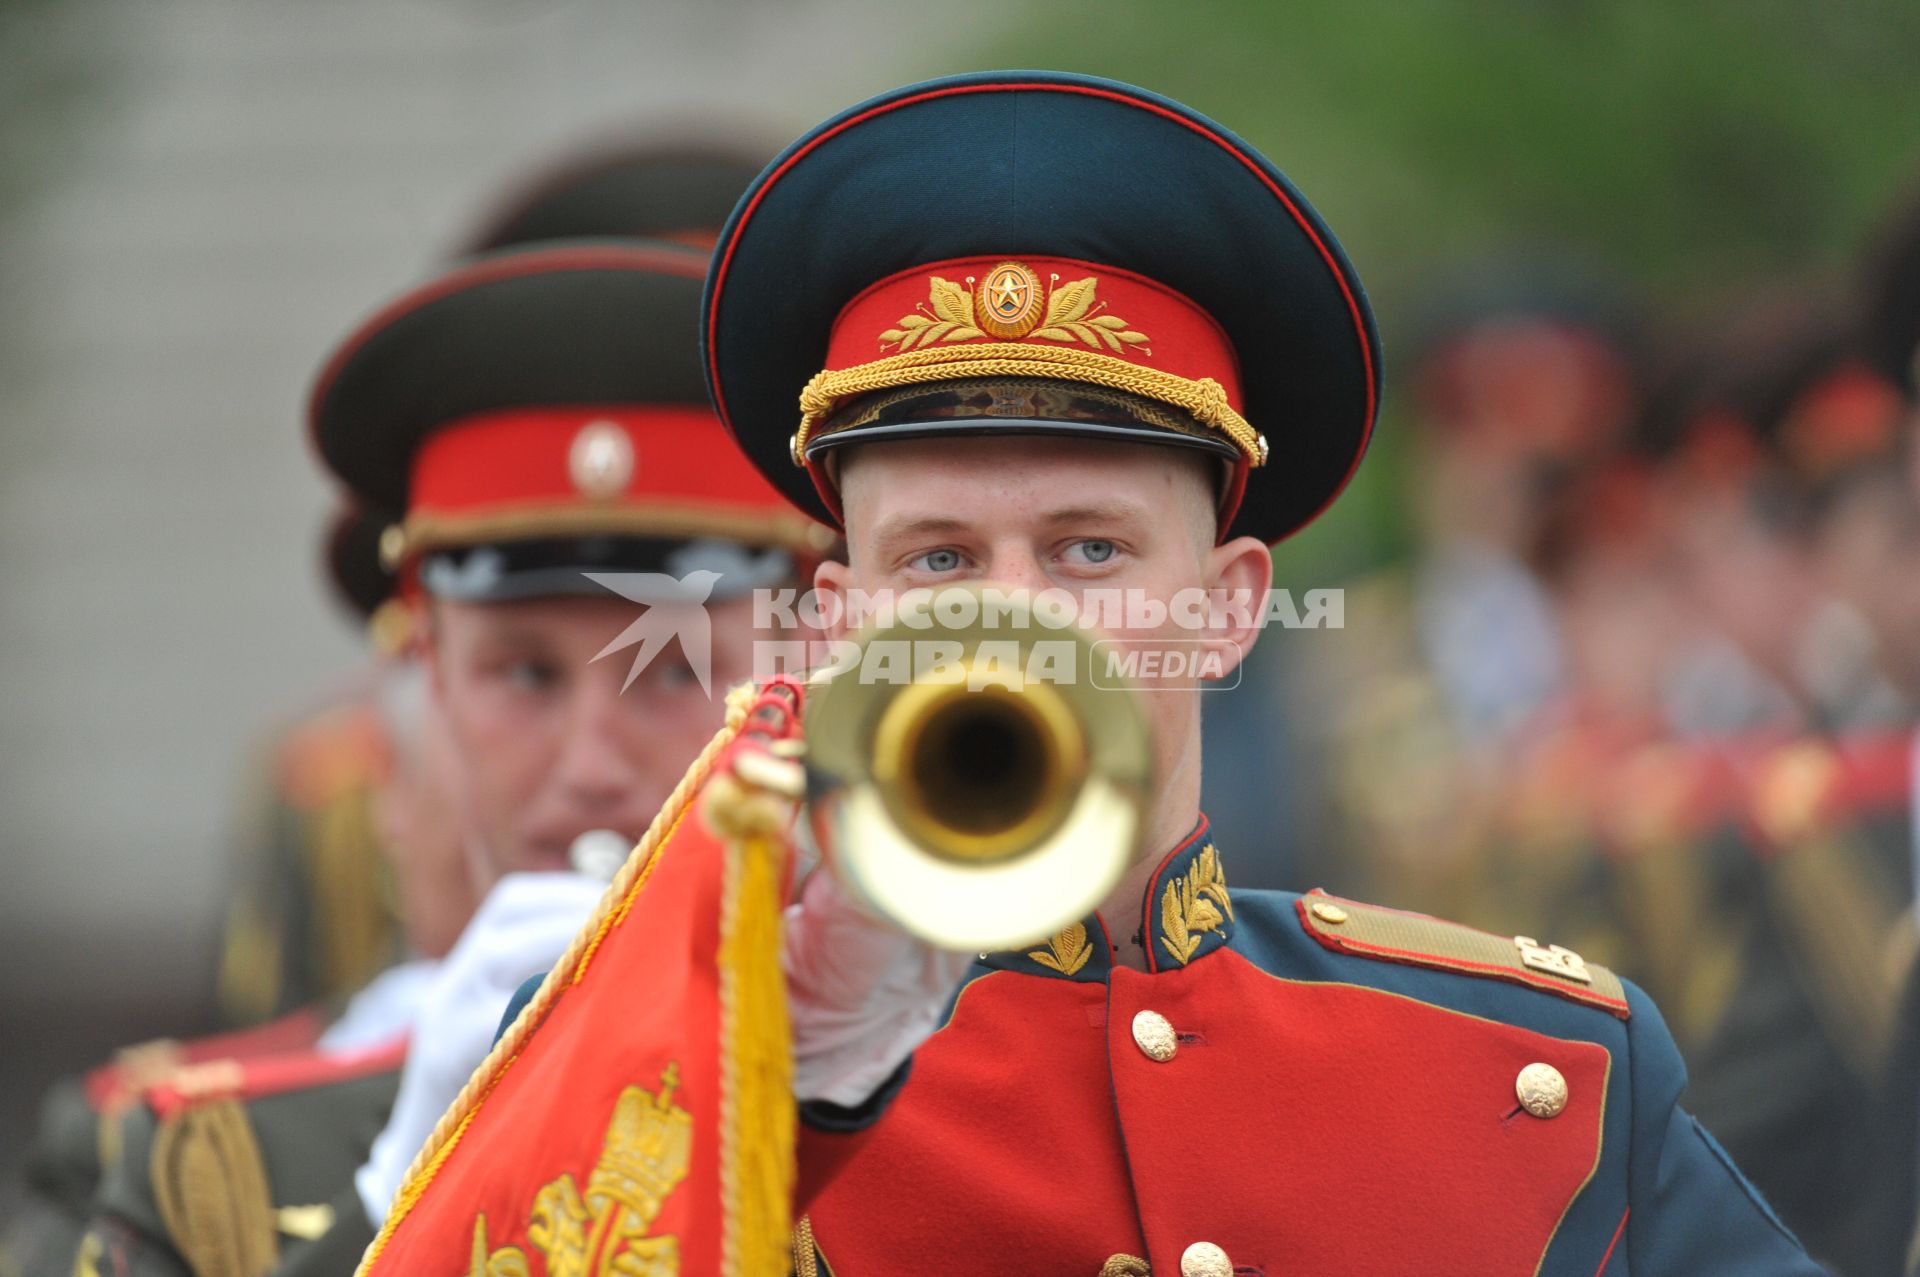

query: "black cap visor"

left=418, top=535, right=794, bottom=603
left=805, top=377, right=1242, bottom=466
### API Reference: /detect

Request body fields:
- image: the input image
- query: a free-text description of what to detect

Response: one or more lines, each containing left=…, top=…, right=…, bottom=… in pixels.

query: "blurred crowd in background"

left=8, top=1, right=1920, bottom=1273
left=1243, top=205, right=1920, bottom=1270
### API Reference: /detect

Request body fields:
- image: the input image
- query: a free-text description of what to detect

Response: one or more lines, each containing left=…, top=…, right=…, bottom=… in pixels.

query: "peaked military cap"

left=459, top=139, right=772, bottom=255
left=310, top=240, right=829, bottom=602
left=702, top=70, right=1381, bottom=545
left=322, top=504, right=397, bottom=622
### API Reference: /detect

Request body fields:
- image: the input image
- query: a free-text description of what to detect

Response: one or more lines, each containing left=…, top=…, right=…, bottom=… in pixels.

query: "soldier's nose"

left=978, top=552, right=1052, bottom=596
left=553, top=694, right=640, bottom=804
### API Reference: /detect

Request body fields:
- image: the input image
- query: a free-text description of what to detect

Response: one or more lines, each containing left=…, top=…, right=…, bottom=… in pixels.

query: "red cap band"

left=824, top=256, right=1243, bottom=409
left=400, top=406, right=825, bottom=558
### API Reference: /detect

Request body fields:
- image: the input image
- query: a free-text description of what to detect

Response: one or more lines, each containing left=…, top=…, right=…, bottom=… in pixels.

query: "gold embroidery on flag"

left=468, top=1065, right=692, bottom=1277
left=468, top=1217, right=529, bottom=1277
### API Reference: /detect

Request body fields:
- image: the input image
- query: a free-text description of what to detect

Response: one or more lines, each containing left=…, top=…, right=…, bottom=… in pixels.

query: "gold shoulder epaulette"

left=150, top=1094, right=280, bottom=1277
left=1297, top=890, right=1631, bottom=1019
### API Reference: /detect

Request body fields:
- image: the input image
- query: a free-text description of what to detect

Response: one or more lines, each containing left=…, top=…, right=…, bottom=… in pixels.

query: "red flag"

left=357, top=682, right=801, bottom=1277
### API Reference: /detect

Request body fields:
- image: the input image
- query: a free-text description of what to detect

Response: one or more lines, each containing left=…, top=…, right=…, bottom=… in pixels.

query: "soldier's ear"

left=812, top=558, right=856, bottom=645
left=1198, top=534, right=1273, bottom=679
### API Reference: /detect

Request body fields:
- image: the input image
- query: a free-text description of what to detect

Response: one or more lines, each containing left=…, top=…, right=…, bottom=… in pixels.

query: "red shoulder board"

left=146, top=1034, right=407, bottom=1121
left=83, top=1006, right=328, bottom=1113
left=1297, top=890, right=1631, bottom=1019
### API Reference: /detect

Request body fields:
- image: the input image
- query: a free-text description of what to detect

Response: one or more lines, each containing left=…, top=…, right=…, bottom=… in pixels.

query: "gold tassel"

left=150, top=1100, right=279, bottom=1277
left=717, top=821, right=794, bottom=1277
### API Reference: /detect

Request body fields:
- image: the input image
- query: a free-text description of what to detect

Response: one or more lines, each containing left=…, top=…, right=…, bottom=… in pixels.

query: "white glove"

left=354, top=871, right=605, bottom=1227
left=784, top=863, right=975, bottom=1108
left=315, top=958, right=438, bottom=1055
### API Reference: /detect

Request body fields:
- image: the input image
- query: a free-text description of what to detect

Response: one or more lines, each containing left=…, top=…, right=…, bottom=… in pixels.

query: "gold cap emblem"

left=568, top=420, right=635, bottom=499
left=976, top=261, right=1043, bottom=339
left=1515, top=1061, right=1569, bottom=1118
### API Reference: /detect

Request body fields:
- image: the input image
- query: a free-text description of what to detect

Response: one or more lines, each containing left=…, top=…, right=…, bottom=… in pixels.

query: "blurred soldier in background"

left=1289, top=237, right=1920, bottom=1272
left=5, top=139, right=787, bottom=1277
left=259, top=236, right=821, bottom=1277
left=213, top=136, right=779, bottom=1028
left=1634, top=302, right=1914, bottom=1274
left=1846, top=175, right=1920, bottom=1277
left=74, top=236, right=823, bottom=1277
left=1297, top=266, right=1644, bottom=929
left=1656, top=297, right=1909, bottom=737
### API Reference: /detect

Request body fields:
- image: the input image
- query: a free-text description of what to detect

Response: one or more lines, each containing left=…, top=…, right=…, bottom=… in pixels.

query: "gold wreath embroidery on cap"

left=879, top=266, right=1152, bottom=356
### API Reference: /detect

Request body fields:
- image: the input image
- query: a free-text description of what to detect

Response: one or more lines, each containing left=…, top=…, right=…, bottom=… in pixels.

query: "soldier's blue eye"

left=916, top=548, right=962, bottom=572
left=1072, top=540, right=1116, bottom=564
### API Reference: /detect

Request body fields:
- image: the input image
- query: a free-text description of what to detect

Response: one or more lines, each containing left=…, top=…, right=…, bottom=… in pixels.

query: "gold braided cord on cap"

left=386, top=501, right=836, bottom=569
left=795, top=343, right=1264, bottom=467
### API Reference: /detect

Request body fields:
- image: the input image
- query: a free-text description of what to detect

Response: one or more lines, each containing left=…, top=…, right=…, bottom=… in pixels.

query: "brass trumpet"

left=805, top=586, right=1153, bottom=951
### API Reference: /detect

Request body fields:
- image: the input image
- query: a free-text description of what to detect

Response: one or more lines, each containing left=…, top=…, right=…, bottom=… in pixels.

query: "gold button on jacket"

left=1516, top=1062, right=1570, bottom=1119
left=1131, top=1010, right=1178, bottom=1062
left=1180, top=1240, right=1232, bottom=1277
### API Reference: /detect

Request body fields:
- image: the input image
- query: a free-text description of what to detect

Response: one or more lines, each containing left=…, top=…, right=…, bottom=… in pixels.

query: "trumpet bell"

left=869, top=677, right=1086, bottom=866
left=805, top=587, right=1153, bottom=952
